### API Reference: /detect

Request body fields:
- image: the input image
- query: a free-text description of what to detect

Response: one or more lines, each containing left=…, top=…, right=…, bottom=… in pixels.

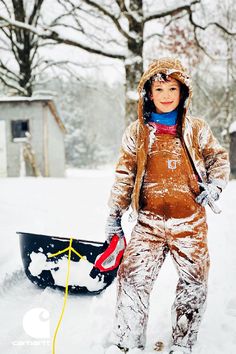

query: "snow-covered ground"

left=0, top=169, right=236, bottom=354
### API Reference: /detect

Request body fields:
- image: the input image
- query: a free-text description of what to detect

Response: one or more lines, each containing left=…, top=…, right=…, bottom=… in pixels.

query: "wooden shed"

left=0, top=96, right=66, bottom=177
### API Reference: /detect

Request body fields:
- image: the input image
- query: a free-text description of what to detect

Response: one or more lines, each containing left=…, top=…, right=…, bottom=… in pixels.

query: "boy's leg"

left=111, top=212, right=168, bottom=350
left=168, top=210, right=210, bottom=352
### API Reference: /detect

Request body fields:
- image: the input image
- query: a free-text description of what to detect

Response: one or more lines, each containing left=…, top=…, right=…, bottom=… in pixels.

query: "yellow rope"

left=49, top=246, right=85, bottom=260
left=48, top=238, right=86, bottom=354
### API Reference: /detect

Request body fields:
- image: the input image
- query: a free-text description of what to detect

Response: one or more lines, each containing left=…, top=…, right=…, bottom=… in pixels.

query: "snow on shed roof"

left=0, top=95, right=54, bottom=102
left=0, top=96, right=66, bottom=133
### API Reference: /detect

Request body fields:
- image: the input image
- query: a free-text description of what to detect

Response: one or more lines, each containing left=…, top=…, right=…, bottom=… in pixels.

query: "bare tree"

left=0, top=0, right=84, bottom=95
left=0, top=0, right=235, bottom=123
left=193, top=0, right=236, bottom=145
left=0, top=0, right=46, bottom=95
left=221, top=0, right=235, bottom=141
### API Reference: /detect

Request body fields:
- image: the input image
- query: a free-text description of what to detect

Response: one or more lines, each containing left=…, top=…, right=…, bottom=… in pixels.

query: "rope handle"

left=48, top=238, right=86, bottom=354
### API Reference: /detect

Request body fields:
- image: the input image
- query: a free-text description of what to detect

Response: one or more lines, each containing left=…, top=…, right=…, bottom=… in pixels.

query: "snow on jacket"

left=109, top=58, right=230, bottom=216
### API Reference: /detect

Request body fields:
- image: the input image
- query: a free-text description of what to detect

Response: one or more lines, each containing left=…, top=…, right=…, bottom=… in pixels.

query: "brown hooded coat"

left=109, top=58, right=230, bottom=217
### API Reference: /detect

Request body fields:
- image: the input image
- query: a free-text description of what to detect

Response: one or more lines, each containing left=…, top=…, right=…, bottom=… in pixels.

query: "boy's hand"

left=105, top=210, right=124, bottom=243
left=195, top=182, right=221, bottom=206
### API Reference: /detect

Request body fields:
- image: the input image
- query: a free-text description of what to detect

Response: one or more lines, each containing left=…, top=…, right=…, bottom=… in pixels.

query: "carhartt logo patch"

left=167, top=160, right=177, bottom=170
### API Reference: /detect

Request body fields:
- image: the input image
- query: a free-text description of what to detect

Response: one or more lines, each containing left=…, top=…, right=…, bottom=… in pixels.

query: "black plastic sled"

left=17, top=232, right=118, bottom=295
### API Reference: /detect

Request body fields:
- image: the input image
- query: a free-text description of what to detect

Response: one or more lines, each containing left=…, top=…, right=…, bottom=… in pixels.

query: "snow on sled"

left=17, top=232, right=125, bottom=295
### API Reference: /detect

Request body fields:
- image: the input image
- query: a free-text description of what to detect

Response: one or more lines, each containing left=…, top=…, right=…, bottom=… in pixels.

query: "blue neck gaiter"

left=149, top=109, right=178, bottom=126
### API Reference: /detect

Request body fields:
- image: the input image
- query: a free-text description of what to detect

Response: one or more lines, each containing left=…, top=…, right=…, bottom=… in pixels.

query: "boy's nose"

left=163, top=93, right=171, bottom=100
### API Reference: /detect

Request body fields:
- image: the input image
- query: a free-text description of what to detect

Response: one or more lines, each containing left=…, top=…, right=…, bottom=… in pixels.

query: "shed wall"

left=0, top=100, right=65, bottom=177
left=0, top=101, right=44, bottom=176
left=46, top=106, right=65, bottom=177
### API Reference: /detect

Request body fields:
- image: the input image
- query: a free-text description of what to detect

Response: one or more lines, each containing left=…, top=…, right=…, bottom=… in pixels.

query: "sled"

left=17, top=231, right=120, bottom=295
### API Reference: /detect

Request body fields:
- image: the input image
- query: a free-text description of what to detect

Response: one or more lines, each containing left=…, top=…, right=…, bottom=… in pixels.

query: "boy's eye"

left=155, top=87, right=177, bottom=91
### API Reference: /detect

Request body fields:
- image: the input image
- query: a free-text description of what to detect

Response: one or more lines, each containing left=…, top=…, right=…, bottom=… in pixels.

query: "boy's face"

left=150, top=77, right=181, bottom=114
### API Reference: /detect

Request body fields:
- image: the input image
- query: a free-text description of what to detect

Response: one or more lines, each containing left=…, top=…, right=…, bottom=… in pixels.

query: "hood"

left=137, top=57, right=193, bottom=125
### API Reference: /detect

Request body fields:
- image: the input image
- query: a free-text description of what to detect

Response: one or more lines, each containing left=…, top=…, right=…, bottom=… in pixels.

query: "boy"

left=105, top=57, right=230, bottom=354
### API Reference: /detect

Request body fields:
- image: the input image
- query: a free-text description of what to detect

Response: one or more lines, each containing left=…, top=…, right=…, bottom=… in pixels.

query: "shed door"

left=0, top=120, right=7, bottom=177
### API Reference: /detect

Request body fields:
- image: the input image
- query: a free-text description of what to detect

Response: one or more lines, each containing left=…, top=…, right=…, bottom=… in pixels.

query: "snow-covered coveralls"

left=108, top=58, right=230, bottom=352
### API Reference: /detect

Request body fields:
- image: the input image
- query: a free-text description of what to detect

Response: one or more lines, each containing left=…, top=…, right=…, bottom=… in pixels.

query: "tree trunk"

left=12, top=0, right=33, bottom=96
left=229, top=132, right=236, bottom=178
left=125, top=0, right=144, bottom=126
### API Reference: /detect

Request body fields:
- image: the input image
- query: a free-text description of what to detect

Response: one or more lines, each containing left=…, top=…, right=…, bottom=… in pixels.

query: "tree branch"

left=28, top=0, right=44, bottom=25
left=82, top=0, right=134, bottom=41
left=0, top=69, right=27, bottom=94
left=49, top=9, right=83, bottom=32
left=163, top=11, right=188, bottom=29
left=145, top=0, right=235, bottom=35
left=192, top=27, right=215, bottom=60
left=114, top=0, right=134, bottom=19
left=144, top=32, right=163, bottom=42
left=188, top=9, right=236, bottom=35
left=0, top=14, right=126, bottom=59
left=144, top=1, right=201, bottom=22
left=0, top=0, right=11, bottom=17
left=0, top=60, right=19, bottom=79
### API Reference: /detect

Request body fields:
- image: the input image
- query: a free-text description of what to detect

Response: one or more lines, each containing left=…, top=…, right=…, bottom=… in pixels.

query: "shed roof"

left=0, top=96, right=66, bottom=133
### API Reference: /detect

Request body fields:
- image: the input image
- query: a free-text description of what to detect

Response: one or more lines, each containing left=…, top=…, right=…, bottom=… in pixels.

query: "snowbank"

left=0, top=171, right=236, bottom=354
